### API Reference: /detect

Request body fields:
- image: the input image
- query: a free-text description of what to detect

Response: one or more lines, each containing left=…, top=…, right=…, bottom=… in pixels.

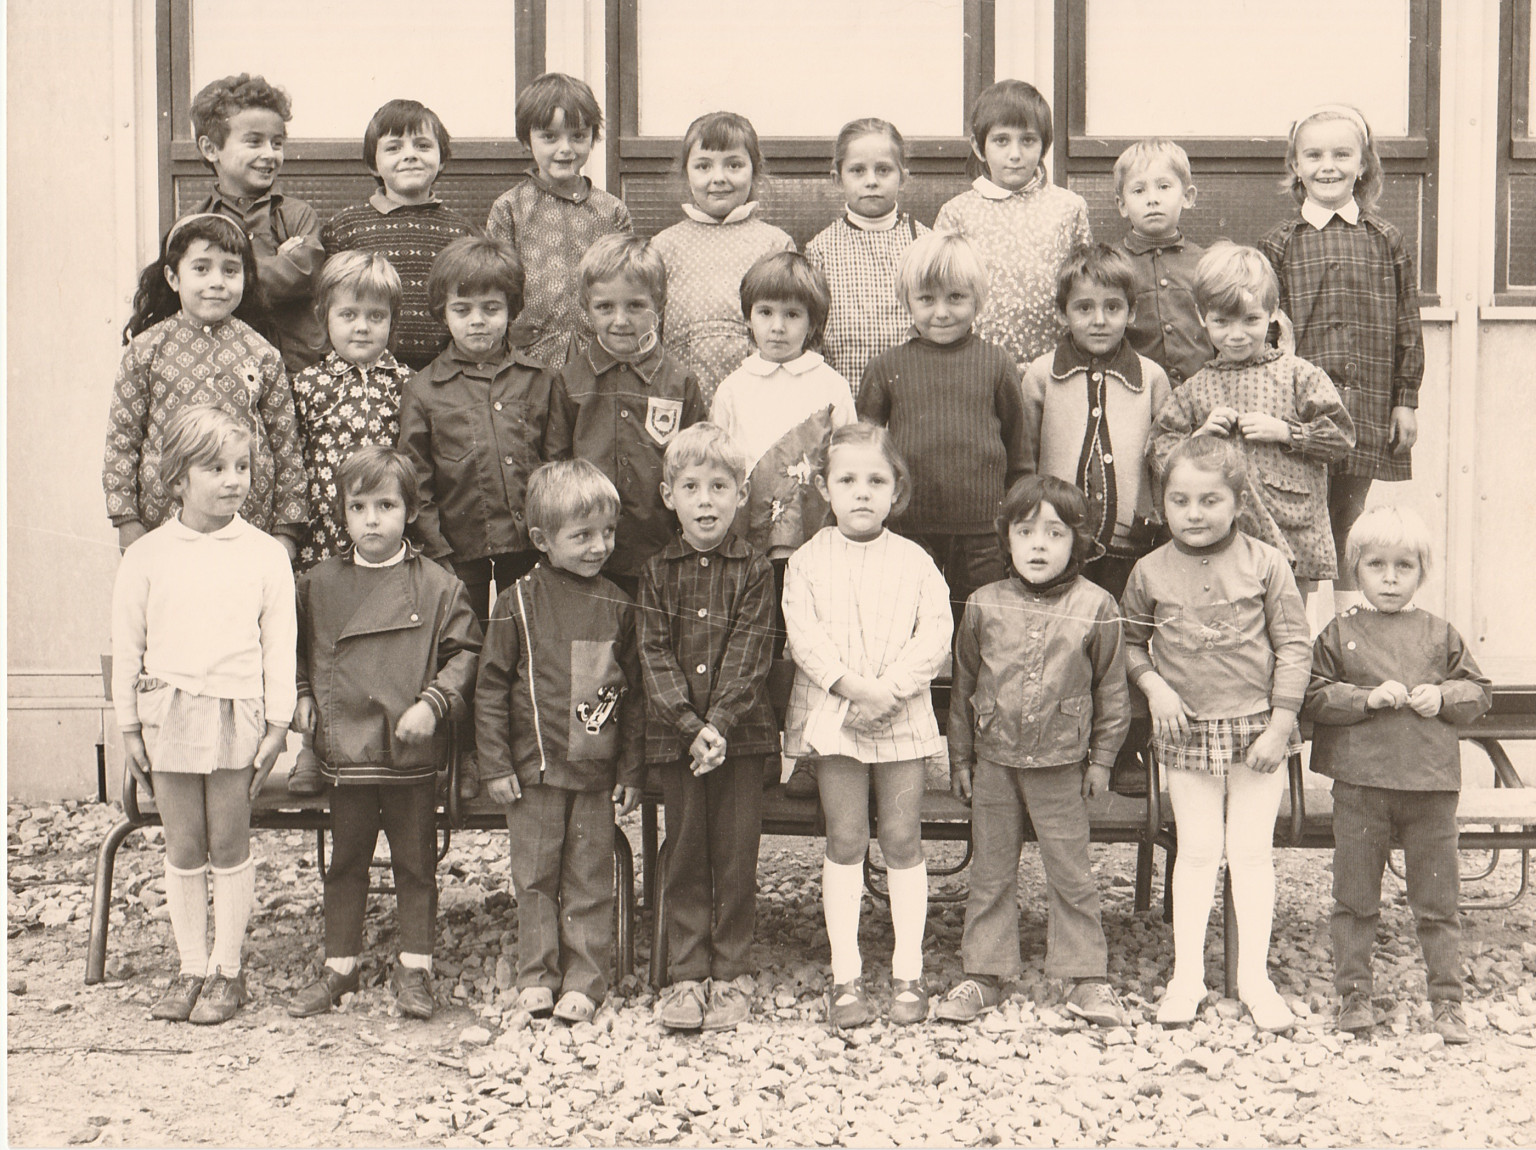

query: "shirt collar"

left=680, top=201, right=759, bottom=225
left=906, top=327, right=975, bottom=351
left=845, top=206, right=898, bottom=231
left=205, top=184, right=281, bottom=213
left=530, top=171, right=592, bottom=204
left=352, top=542, right=409, bottom=568
left=586, top=338, right=665, bottom=383
left=1208, top=347, right=1283, bottom=371
left=973, top=169, right=1046, bottom=200
left=1050, top=336, right=1144, bottom=392
left=1121, top=230, right=1186, bottom=255
left=169, top=512, right=247, bottom=540
left=427, top=343, right=536, bottom=382
left=659, top=532, right=751, bottom=561
left=739, top=350, right=823, bottom=377
left=323, top=349, right=403, bottom=376
left=369, top=190, right=441, bottom=214
left=1301, top=197, right=1361, bottom=230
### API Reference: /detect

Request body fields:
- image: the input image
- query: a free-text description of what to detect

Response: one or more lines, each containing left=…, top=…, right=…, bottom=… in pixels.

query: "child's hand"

left=249, top=724, right=290, bottom=800
left=394, top=700, right=438, bottom=745
left=117, top=521, right=148, bottom=553
left=613, top=784, right=641, bottom=817
left=1390, top=406, right=1418, bottom=454
left=950, top=765, right=973, bottom=803
left=1246, top=709, right=1296, bottom=775
left=292, top=696, right=316, bottom=735
left=487, top=775, right=521, bottom=806
left=121, top=730, right=153, bottom=798
left=1238, top=412, right=1291, bottom=443
left=1407, top=683, right=1443, bottom=717
left=1196, top=407, right=1239, bottom=437
left=276, top=235, right=307, bottom=257
left=1082, top=765, right=1111, bottom=798
left=1146, top=680, right=1195, bottom=740
left=1367, top=680, right=1410, bottom=710
left=688, top=725, right=727, bottom=775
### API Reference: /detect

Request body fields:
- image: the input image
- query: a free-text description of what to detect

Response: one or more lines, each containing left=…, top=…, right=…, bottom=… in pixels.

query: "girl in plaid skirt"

left=1120, top=437, right=1312, bottom=1033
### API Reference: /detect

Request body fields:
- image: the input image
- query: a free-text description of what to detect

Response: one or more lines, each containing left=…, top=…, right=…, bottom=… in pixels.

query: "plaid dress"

left=1260, top=210, right=1423, bottom=482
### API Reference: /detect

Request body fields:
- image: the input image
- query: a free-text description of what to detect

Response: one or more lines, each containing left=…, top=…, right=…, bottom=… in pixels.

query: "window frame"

left=1496, top=0, right=1536, bottom=302
left=1054, top=0, right=1441, bottom=301
left=155, top=0, right=545, bottom=233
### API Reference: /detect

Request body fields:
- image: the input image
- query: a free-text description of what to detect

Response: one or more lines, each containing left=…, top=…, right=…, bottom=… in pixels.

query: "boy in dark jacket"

left=475, top=459, right=645, bottom=1023
left=288, top=446, right=482, bottom=1021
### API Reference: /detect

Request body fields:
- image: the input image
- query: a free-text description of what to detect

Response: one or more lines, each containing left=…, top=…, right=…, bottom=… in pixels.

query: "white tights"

left=1166, top=763, right=1287, bottom=1000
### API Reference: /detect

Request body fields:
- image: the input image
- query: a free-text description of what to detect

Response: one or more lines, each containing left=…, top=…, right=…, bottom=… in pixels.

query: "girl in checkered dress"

left=1121, top=436, right=1312, bottom=1034
left=805, top=119, right=929, bottom=394
left=1259, top=105, right=1424, bottom=613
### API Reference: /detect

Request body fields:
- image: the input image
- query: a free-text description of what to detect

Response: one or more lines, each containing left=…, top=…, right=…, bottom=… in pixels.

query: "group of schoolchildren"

left=105, top=68, right=1492, bottom=1050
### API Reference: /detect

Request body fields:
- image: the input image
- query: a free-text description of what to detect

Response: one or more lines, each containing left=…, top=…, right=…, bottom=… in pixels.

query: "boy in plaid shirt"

left=638, top=424, right=777, bottom=1032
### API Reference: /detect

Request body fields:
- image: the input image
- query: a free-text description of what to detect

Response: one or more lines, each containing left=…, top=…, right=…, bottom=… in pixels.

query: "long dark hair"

left=123, top=214, right=263, bottom=344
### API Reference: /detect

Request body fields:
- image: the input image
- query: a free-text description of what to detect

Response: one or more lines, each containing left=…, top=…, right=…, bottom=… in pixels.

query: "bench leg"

left=641, top=803, right=659, bottom=911
left=85, top=818, right=139, bottom=985
left=649, top=835, right=671, bottom=989
left=614, top=826, right=635, bottom=984
left=1222, top=867, right=1237, bottom=999
left=1134, top=838, right=1153, bottom=913
left=1162, top=838, right=1176, bottom=923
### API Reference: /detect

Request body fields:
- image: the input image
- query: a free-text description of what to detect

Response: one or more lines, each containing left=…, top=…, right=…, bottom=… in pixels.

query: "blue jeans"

left=1331, top=781, right=1462, bottom=1002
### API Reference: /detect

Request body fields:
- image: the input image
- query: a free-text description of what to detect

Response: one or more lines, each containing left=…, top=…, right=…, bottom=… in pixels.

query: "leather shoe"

left=287, top=747, right=327, bottom=796
left=287, top=966, right=360, bottom=1017
left=390, top=964, right=435, bottom=1019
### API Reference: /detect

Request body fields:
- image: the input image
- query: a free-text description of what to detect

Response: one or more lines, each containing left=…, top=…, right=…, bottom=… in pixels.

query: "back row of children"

left=107, top=68, right=1482, bottom=1045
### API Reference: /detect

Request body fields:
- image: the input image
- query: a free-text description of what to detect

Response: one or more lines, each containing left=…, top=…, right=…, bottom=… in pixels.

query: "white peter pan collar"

left=973, top=170, right=1046, bottom=200
left=1301, top=197, right=1361, bottom=229
left=739, top=350, right=824, bottom=377
left=680, top=202, right=759, bottom=225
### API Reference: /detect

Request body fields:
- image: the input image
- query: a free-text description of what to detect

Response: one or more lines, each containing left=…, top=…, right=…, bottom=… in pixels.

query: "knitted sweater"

left=320, top=195, right=477, bottom=370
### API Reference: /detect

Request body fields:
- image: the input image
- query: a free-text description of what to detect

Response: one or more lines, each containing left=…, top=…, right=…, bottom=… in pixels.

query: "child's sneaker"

left=1066, top=979, right=1126, bottom=1028
left=553, top=990, right=596, bottom=1024
left=1432, top=1000, right=1471, bottom=1045
left=703, top=976, right=753, bottom=1031
left=517, top=986, right=555, bottom=1017
left=1155, top=984, right=1204, bottom=1027
left=659, top=979, right=707, bottom=1031
left=188, top=970, right=246, bottom=1025
left=934, top=977, right=1001, bottom=1023
left=149, top=973, right=204, bottom=1022
left=1337, top=990, right=1376, bottom=1034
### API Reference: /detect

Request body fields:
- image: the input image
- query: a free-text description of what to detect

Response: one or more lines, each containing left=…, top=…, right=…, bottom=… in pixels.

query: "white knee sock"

left=324, top=955, right=357, bottom=976
left=822, top=857, right=865, bottom=984
left=398, top=951, right=432, bottom=972
left=208, top=857, right=255, bottom=976
left=164, top=862, right=209, bottom=977
left=887, top=860, right=928, bottom=981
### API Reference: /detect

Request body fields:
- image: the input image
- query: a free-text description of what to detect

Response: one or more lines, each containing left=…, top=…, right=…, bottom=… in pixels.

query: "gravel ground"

left=7, top=797, right=1536, bottom=1148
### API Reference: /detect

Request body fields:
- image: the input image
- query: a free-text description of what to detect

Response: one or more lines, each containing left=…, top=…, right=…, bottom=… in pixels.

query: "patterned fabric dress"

left=805, top=213, right=929, bottom=394
left=485, top=175, right=633, bottom=369
left=933, top=173, right=1093, bottom=370
left=103, top=314, right=308, bottom=535
left=289, top=351, right=408, bottom=569
left=650, top=205, right=796, bottom=403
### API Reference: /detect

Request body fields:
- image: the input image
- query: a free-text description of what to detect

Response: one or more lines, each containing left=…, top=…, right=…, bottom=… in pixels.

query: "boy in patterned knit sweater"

left=321, top=100, right=477, bottom=371
left=857, top=231, right=1032, bottom=629
left=487, top=73, right=633, bottom=368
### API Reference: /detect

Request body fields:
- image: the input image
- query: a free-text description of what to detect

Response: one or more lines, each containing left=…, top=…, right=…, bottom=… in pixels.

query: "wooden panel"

left=1507, top=173, right=1536, bottom=290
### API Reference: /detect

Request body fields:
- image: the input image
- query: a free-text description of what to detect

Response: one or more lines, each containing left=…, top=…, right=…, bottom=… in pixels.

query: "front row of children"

left=113, top=395, right=1490, bottom=1048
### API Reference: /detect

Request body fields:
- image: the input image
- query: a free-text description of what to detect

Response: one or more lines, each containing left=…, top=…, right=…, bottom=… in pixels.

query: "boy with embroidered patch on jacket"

left=475, top=460, right=644, bottom=1024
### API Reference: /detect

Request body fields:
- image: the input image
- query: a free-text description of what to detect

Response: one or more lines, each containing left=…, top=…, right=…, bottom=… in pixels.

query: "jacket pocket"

left=1167, top=601, right=1241, bottom=653
left=1258, top=470, right=1314, bottom=530
left=433, top=408, right=477, bottom=463
left=1059, top=694, right=1092, bottom=745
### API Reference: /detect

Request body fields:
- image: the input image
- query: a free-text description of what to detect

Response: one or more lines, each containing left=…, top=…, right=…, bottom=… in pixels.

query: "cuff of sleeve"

left=109, top=514, right=141, bottom=529
left=420, top=687, right=451, bottom=721
left=678, top=711, right=707, bottom=740
left=1393, top=389, right=1419, bottom=410
left=272, top=523, right=305, bottom=541
left=883, top=671, right=920, bottom=700
left=1089, top=751, right=1118, bottom=770
left=265, top=718, right=293, bottom=732
left=296, top=681, right=313, bottom=699
left=949, top=759, right=973, bottom=778
left=120, top=722, right=142, bottom=734
left=1128, top=664, right=1160, bottom=690
left=1281, top=420, right=1304, bottom=451
left=815, top=662, right=853, bottom=694
left=1269, top=695, right=1305, bottom=716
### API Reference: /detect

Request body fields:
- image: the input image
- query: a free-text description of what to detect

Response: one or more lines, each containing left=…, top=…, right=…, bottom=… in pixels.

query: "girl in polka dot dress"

left=650, top=111, right=795, bottom=404
left=934, top=80, right=1092, bottom=371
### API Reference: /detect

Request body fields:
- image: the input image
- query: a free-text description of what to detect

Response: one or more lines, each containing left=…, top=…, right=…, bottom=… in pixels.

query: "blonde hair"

left=524, top=459, right=620, bottom=536
left=1194, top=242, right=1280, bottom=317
left=1283, top=104, right=1384, bottom=212
left=159, top=405, right=253, bottom=494
left=1113, top=138, right=1193, bottom=196
left=895, top=231, right=989, bottom=312
left=315, top=251, right=403, bottom=331
left=1345, top=505, right=1434, bottom=578
left=663, top=423, right=747, bottom=485
left=578, top=233, right=668, bottom=313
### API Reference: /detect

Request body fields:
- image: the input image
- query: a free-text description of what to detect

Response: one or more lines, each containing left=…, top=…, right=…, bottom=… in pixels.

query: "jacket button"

left=410, top=613, right=419, bottom=622
left=1091, top=407, right=1101, bottom=417
left=1160, top=278, right=1169, bottom=287
left=1091, top=371, right=1102, bottom=382
left=1103, top=453, right=1113, bottom=464
left=695, top=664, right=707, bottom=674
left=494, top=401, right=503, bottom=411
left=620, top=409, right=630, bottom=419
left=1164, top=323, right=1173, bottom=332
left=504, top=455, right=515, bottom=466
left=700, top=556, right=710, bottom=567
left=697, top=607, right=707, bottom=617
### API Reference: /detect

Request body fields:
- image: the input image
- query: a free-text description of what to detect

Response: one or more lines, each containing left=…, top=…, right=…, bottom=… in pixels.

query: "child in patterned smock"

left=805, top=119, right=929, bottom=395
left=650, top=111, right=795, bottom=402
left=486, top=73, right=633, bottom=368
left=104, top=213, right=308, bottom=559
left=934, top=80, right=1092, bottom=371
left=321, top=100, right=476, bottom=371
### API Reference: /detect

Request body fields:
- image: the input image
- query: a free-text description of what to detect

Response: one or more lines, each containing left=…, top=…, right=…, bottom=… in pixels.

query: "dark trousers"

left=907, top=531, right=1007, bottom=633
left=660, top=755, right=763, bottom=982
left=324, top=781, right=438, bottom=957
left=1327, top=475, right=1374, bottom=591
left=505, top=783, right=615, bottom=1002
left=769, top=557, right=788, bottom=657
left=1331, top=781, right=1463, bottom=1002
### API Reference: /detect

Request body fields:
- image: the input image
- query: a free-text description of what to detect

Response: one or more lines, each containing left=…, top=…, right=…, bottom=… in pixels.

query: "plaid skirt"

left=136, top=677, right=264, bottom=774
left=1152, top=710, right=1302, bottom=778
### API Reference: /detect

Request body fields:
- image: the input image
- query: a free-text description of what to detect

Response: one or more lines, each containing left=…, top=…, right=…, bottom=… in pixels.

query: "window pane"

left=1529, top=12, right=1536, bottom=136
left=1084, top=0, right=1411, bottom=138
left=190, top=0, right=517, bottom=138
left=636, top=0, right=964, bottom=137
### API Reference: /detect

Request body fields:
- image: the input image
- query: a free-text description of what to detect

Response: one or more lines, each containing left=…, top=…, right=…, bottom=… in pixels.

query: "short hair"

left=363, top=99, right=451, bottom=180
left=525, top=459, right=621, bottom=537
left=1194, top=242, right=1280, bottom=317
left=1161, top=435, right=1247, bottom=500
left=335, top=445, right=420, bottom=524
left=577, top=233, right=668, bottom=312
left=679, top=111, right=764, bottom=191
left=995, top=475, right=1095, bottom=569
left=833, top=118, right=907, bottom=174
left=315, top=251, right=404, bottom=331
left=818, top=420, right=912, bottom=519
left=159, top=405, right=253, bottom=494
left=515, top=72, right=604, bottom=145
left=1283, top=104, right=1384, bottom=212
left=895, top=231, right=990, bottom=312
left=1345, top=504, right=1434, bottom=578
left=739, top=252, right=830, bottom=345
left=662, top=423, right=748, bottom=485
left=1055, top=244, right=1137, bottom=312
left=967, top=79, right=1053, bottom=178
left=190, top=73, right=291, bottom=149
left=426, top=236, right=523, bottom=321
left=1113, top=138, right=1194, bottom=196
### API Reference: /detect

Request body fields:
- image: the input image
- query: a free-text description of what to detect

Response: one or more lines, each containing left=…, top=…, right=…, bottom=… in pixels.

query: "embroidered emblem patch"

left=576, top=685, right=626, bottom=735
left=644, top=397, right=683, bottom=446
